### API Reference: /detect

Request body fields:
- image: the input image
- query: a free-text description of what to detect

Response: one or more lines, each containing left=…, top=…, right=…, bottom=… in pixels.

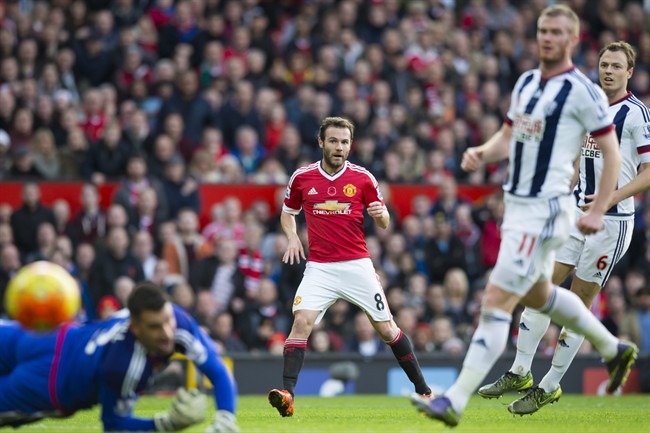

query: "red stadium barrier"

left=0, top=182, right=500, bottom=223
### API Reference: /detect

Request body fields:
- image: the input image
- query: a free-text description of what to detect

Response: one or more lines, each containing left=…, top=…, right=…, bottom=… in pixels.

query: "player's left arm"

left=584, top=119, right=650, bottom=208
left=365, top=174, right=390, bottom=229
left=603, top=162, right=650, bottom=207
left=175, top=307, right=239, bottom=431
left=368, top=201, right=389, bottom=229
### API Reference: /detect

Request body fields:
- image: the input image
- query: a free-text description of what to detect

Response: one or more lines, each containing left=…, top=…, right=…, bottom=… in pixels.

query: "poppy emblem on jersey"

left=328, top=186, right=336, bottom=196
left=343, top=184, right=357, bottom=197
left=293, top=296, right=302, bottom=306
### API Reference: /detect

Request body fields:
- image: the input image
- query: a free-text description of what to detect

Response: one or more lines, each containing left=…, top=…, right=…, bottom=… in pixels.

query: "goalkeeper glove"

left=206, top=410, right=239, bottom=433
left=154, top=388, right=208, bottom=431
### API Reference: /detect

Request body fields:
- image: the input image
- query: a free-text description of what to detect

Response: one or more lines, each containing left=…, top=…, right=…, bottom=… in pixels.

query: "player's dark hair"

left=599, top=41, right=636, bottom=70
left=318, top=116, right=354, bottom=142
left=127, top=281, right=170, bottom=319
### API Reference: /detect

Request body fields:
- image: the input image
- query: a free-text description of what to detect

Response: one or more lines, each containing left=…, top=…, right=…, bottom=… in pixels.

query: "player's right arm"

left=281, top=211, right=305, bottom=265
left=461, top=123, right=512, bottom=172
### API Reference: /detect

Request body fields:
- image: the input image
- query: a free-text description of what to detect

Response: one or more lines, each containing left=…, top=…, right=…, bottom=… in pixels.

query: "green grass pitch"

left=13, top=394, right=650, bottom=432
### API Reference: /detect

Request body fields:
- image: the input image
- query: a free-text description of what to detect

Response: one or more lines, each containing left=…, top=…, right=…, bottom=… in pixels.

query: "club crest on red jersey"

left=343, top=184, right=357, bottom=197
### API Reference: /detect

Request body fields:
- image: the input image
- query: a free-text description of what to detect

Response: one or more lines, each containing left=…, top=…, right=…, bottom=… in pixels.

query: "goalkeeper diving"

left=0, top=281, right=239, bottom=432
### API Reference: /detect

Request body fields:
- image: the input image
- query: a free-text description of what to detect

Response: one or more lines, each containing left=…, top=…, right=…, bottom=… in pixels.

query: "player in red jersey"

left=268, top=117, right=431, bottom=417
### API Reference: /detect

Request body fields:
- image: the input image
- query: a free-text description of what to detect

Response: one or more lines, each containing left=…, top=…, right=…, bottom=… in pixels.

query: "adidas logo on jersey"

left=308, top=188, right=318, bottom=195
left=472, top=338, right=488, bottom=349
left=593, top=271, right=602, bottom=278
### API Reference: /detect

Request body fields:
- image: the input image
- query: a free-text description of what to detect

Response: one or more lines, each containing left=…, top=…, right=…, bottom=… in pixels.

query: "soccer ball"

left=4, top=261, right=81, bottom=331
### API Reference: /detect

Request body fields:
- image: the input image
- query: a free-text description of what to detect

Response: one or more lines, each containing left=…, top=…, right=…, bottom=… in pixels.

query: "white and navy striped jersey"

left=504, top=67, right=613, bottom=198
left=574, top=91, right=650, bottom=216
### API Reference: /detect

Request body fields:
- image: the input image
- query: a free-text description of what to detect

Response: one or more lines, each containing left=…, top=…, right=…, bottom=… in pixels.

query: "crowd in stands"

left=0, top=0, right=649, bottom=358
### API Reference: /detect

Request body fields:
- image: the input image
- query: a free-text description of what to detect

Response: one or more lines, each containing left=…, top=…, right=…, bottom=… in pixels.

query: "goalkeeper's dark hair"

left=127, top=281, right=170, bottom=319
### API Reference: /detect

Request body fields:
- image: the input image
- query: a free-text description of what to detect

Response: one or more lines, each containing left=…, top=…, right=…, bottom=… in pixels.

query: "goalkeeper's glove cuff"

left=154, top=412, right=176, bottom=432
left=206, top=410, right=239, bottom=433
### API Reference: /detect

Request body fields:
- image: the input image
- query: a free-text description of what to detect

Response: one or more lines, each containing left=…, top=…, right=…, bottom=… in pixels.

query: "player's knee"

left=374, top=319, right=398, bottom=342
left=570, top=281, right=601, bottom=307
left=291, top=312, right=314, bottom=335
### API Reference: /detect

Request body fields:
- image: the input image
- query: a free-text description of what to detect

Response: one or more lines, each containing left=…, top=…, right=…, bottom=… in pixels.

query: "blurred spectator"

left=113, top=275, right=135, bottom=307
left=413, top=322, right=435, bottom=353
left=157, top=69, right=218, bottom=156
left=10, top=182, right=56, bottom=257
left=201, top=196, right=246, bottom=247
left=52, top=198, right=75, bottom=240
left=210, top=311, right=247, bottom=353
left=8, top=107, right=34, bottom=153
left=345, top=310, right=388, bottom=357
left=190, top=237, right=246, bottom=317
left=161, top=154, right=200, bottom=219
left=24, top=221, right=57, bottom=263
left=0, top=243, right=21, bottom=317
left=431, top=316, right=466, bottom=354
left=309, top=328, right=336, bottom=353
left=81, top=121, right=130, bottom=184
left=162, top=208, right=204, bottom=281
left=620, top=286, right=650, bottom=353
left=0, top=223, right=12, bottom=248
left=132, top=230, right=158, bottom=281
left=220, top=80, right=264, bottom=149
left=170, top=280, right=196, bottom=314
left=429, top=175, right=470, bottom=222
left=231, top=125, right=265, bottom=177
left=128, top=187, right=163, bottom=236
left=238, top=221, right=265, bottom=298
left=70, top=183, right=107, bottom=247
left=425, top=215, right=466, bottom=283
left=251, top=156, right=289, bottom=185
left=31, top=128, right=60, bottom=179
left=88, top=226, right=144, bottom=308
left=236, top=278, right=291, bottom=352
left=479, top=192, right=504, bottom=270
left=72, top=242, right=96, bottom=321
left=122, top=109, right=153, bottom=155
left=453, top=202, right=483, bottom=283
left=441, top=267, right=473, bottom=332
left=58, top=127, right=89, bottom=180
left=113, top=152, right=169, bottom=224
left=8, top=146, right=43, bottom=180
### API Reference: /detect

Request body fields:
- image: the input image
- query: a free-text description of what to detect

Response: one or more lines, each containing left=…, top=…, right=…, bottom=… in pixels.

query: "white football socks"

left=510, top=307, right=551, bottom=376
left=541, top=286, right=617, bottom=360
left=445, top=307, right=511, bottom=413
left=538, top=327, right=584, bottom=392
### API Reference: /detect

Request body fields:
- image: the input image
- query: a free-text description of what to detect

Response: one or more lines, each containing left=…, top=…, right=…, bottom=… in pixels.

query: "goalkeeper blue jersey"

left=0, top=304, right=236, bottom=431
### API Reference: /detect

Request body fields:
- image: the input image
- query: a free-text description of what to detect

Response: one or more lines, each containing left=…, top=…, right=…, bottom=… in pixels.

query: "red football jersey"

left=283, top=161, right=384, bottom=263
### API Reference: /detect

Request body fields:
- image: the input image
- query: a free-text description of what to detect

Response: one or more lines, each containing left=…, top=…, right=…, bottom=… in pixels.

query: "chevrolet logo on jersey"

left=313, top=201, right=352, bottom=214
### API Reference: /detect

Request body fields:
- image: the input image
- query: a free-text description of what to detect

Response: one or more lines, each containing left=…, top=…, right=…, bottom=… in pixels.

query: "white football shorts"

left=490, top=194, right=574, bottom=296
left=292, top=258, right=392, bottom=324
left=555, top=208, right=633, bottom=286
